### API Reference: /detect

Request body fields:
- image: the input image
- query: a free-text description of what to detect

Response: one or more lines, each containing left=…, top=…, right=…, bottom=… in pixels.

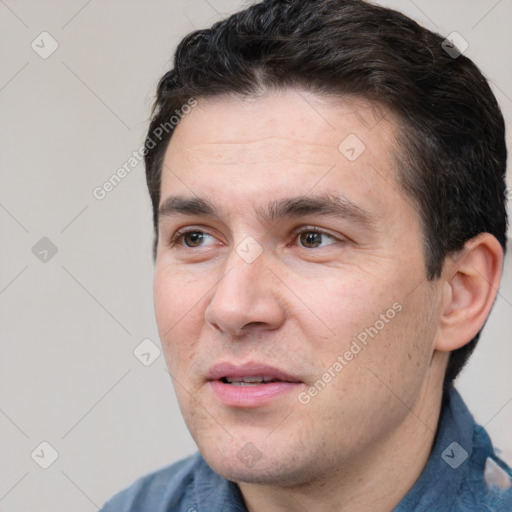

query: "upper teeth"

left=225, top=376, right=275, bottom=384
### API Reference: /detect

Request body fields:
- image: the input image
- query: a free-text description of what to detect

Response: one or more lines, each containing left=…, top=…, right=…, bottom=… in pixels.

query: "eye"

left=171, top=229, right=217, bottom=248
left=296, top=228, right=338, bottom=249
left=169, top=227, right=340, bottom=250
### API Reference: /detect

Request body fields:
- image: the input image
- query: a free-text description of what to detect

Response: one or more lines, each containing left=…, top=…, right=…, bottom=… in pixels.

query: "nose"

left=204, top=247, right=285, bottom=338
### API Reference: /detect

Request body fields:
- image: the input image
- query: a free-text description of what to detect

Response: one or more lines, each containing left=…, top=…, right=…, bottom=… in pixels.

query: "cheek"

left=348, top=289, right=439, bottom=399
left=303, top=273, right=435, bottom=386
left=153, top=266, right=206, bottom=370
left=153, top=271, right=178, bottom=336
left=295, top=272, right=392, bottom=346
left=153, top=263, right=205, bottom=327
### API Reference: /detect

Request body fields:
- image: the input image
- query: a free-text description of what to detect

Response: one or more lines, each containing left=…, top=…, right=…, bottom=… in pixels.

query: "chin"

left=208, top=457, right=296, bottom=485
left=200, top=441, right=315, bottom=487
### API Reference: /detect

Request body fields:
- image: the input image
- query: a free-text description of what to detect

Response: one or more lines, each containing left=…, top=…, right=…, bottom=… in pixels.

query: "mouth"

left=207, top=362, right=303, bottom=407
left=220, top=375, right=287, bottom=386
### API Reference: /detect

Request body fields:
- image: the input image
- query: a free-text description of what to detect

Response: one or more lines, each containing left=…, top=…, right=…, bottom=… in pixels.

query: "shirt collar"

left=393, top=385, right=475, bottom=511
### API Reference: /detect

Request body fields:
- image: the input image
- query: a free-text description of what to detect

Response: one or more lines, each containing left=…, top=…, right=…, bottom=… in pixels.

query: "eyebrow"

left=158, top=194, right=375, bottom=227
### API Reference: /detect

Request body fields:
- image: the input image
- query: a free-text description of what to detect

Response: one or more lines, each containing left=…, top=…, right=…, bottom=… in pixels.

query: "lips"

left=207, top=362, right=302, bottom=384
left=207, top=362, right=303, bottom=407
left=222, top=376, right=280, bottom=386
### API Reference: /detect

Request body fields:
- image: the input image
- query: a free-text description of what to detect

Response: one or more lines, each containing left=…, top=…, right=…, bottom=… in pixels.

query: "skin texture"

left=153, top=89, right=503, bottom=512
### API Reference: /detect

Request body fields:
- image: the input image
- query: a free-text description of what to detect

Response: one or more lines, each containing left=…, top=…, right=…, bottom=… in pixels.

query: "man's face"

left=154, top=90, right=444, bottom=486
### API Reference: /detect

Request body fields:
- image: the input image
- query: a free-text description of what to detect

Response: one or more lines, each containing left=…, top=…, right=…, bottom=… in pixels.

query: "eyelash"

left=169, top=226, right=339, bottom=249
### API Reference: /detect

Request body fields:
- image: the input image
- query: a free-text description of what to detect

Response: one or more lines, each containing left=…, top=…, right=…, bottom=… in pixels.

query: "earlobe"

left=435, top=233, right=504, bottom=352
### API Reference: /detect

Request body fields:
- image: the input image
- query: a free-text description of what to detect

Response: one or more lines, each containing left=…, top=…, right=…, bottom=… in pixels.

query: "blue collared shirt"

left=100, top=387, right=512, bottom=511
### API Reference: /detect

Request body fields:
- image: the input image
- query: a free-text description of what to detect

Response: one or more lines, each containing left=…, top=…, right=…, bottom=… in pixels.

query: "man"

left=101, top=0, right=512, bottom=510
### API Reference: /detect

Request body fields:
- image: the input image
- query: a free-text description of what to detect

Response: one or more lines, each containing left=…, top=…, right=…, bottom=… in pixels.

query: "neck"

left=238, top=364, right=446, bottom=512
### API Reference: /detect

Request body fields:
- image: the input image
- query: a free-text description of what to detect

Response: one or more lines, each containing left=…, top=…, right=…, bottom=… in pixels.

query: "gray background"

left=0, top=1, right=511, bottom=510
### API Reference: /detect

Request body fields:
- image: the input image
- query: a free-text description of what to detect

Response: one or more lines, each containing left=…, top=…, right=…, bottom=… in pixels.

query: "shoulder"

left=99, top=452, right=204, bottom=512
left=447, top=388, right=512, bottom=510
left=455, top=424, right=512, bottom=511
left=396, top=387, right=512, bottom=511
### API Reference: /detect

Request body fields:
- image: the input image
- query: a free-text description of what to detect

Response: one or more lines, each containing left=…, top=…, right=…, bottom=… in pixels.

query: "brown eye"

left=299, top=232, right=323, bottom=248
left=297, top=230, right=337, bottom=249
left=182, top=232, right=206, bottom=247
left=170, top=228, right=218, bottom=250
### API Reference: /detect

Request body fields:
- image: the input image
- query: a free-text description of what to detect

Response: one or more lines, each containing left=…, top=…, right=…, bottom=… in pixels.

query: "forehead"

left=169, top=90, right=397, bottom=154
left=161, top=90, right=410, bottom=223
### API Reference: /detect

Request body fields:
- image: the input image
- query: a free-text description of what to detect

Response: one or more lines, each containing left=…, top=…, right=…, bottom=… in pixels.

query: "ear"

left=435, top=233, right=504, bottom=352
